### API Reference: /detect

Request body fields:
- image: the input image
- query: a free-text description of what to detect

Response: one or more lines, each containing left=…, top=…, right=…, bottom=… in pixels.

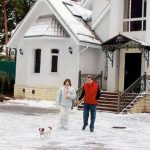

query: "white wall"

left=109, top=0, right=124, bottom=37
left=94, top=10, right=110, bottom=42
left=145, top=0, right=150, bottom=74
left=92, top=0, right=110, bottom=25
left=98, top=48, right=107, bottom=90
left=16, top=37, right=79, bottom=89
left=107, top=50, right=120, bottom=91
left=79, top=46, right=99, bottom=74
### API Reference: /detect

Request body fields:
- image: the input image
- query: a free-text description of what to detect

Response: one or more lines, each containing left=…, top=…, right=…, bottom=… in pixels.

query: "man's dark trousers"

left=83, top=104, right=96, bottom=130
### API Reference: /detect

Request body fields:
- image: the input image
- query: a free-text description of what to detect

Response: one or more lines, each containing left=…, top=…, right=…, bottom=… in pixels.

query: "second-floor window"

left=123, top=0, right=146, bottom=32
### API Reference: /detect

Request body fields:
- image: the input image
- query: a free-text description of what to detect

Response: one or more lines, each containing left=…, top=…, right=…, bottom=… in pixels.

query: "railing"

left=119, top=72, right=150, bottom=112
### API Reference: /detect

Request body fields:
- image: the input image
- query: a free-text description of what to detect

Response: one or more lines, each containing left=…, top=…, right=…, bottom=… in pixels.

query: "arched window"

left=34, top=49, right=41, bottom=73
left=51, top=49, right=59, bottom=73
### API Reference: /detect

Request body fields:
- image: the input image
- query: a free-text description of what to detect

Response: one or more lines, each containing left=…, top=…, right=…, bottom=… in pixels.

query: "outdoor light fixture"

left=116, top=36, right=123, bottom=44
left=19, top=49, right=23, bottom=55
left=68, top=47, right=73, bottom=54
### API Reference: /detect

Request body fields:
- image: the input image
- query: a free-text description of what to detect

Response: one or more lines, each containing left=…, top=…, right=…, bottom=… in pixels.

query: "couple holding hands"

left=56, top=75, right=100, bottom=132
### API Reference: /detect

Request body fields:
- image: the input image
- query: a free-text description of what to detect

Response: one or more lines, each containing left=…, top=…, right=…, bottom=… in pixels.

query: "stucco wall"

left=92, top=0, right=110, bottom=24
left=79, top=47, right=99, bottom=74
left=109, top=0, right=123, bottom=37
left=107, top=50, right=120, bottom=92
left=94, top=9, right=110, bottom=42
left=15, top=37, right=79, bottom=92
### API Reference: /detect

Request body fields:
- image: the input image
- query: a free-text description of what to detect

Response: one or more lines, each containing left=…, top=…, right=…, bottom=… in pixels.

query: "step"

left=97, top=103, right=118, bottom=108
left=99, top=97, right=118, bottom=101
left=100, top=94, right=118, bottom=98
left=97, top=100, right=118, bottom=104
left=101, top=91, right=118, bottom=96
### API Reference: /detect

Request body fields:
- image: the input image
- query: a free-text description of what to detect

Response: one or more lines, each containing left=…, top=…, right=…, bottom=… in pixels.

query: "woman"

left=56, top=79, right=76, bottom=130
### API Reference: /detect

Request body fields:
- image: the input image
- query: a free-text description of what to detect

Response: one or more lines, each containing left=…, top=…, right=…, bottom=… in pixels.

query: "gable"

left=24, top=15, right=70, bottom=38
left=7, top=0, right=54, bottom=48
left=7, top=0, right=100, bottom=49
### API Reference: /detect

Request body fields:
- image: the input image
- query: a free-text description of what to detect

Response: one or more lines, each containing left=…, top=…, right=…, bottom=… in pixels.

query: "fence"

left=0, top=60, right=16, bottom=80
left=0, top=61, right=16, bottom=95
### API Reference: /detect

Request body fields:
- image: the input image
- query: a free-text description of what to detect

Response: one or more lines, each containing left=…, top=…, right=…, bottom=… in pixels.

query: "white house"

left=7, top=0, right=150, bottom=100
left=91, top=0, right=150, bottom=92
left=7, top=0, right=101, bottom=100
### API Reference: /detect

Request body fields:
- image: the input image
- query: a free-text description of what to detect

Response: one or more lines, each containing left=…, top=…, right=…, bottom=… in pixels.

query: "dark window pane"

left=130, top=21, right=142, bottom=31
left=144, top=0, right=147, bottom=17
left=34, top=49, right=41, bottom=73
left=131, top=0, right=142, bottom=18
left=123, top=21, right=129, bottom=31
left=124, top=0, right=130, bottom=19
left=51, top=55, right=58, bottom=72
left=51, top=49, right=59, bottom=54
left=143, top=20, right=146, bottom=30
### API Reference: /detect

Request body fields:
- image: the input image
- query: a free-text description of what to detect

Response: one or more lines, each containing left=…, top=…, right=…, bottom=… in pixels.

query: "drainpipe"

left=79, top=44, right=89, bottom=53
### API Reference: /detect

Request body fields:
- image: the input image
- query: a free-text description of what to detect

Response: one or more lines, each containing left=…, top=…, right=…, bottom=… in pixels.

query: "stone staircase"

left=78, top=91, right=119, bottom=112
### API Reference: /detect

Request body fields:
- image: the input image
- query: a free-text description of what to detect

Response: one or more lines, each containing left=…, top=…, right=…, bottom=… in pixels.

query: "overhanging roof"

left=101, top=34, right=150, bottom=67
left=101, top=34, right=150, bottom=51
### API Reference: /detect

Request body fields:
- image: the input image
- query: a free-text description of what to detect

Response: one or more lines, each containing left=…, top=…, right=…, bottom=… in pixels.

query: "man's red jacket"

left=79, top=81, right=100, bottom=105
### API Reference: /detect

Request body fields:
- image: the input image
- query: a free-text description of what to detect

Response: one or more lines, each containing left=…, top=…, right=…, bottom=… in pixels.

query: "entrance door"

left=124, top=53, right=141, bottom=90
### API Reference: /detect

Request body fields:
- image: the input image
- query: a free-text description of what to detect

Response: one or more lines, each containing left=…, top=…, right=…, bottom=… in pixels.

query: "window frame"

left=123, top=0, right=147, bottom=32
left=50, top=49, right=59, bottom=75
left=33, top=49, right=41, bottom=74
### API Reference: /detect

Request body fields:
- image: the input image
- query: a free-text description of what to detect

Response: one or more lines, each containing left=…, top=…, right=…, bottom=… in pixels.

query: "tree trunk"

left=2, top=0, right=8, bottom=57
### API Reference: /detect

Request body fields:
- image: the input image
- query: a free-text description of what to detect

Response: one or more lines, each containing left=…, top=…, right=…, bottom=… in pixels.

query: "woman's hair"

left=63, top=79, right=71, bottom=86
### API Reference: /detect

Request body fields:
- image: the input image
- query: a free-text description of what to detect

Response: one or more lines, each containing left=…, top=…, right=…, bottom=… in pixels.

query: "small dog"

left=39, top=126, right=52, bottom=138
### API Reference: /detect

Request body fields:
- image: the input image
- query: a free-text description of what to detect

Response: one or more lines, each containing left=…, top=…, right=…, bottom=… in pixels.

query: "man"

left=78, top=75, right=100, bottom=132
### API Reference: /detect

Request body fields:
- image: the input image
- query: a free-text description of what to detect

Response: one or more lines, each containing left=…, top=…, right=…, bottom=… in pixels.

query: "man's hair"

left=63, top=79, right=71, bottom=86
left=87, top=75, right=93, bottom=80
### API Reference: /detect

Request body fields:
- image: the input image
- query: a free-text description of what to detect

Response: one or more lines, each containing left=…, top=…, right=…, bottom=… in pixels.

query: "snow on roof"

left=24, top=15, right=69, bottom=37
left=46, top=0, right=101, bottom=45
left=64, top=1, right=92, bottom=21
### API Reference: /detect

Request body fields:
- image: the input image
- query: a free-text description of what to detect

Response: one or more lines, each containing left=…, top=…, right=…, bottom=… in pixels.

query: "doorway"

left=124, top=53, right=141, bottom=90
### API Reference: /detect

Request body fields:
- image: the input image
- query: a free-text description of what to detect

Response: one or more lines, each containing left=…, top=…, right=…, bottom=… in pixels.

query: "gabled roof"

left=47, top=0, right=100, bottom=45
left=101, top=34, right=150, bottom=51
left=7, top=0, right=101, bottom=48
left=24, top=15, right=70, bottom=38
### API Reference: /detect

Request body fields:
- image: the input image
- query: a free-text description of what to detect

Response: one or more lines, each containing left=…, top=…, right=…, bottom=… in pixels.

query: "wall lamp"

left=19, top=49, right=23, bottom=55
left=68, top=47, right=73, bottom=54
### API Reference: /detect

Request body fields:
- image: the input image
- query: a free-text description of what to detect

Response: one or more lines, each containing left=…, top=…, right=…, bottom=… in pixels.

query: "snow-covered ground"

left=0, top=99, right=150, bottom=150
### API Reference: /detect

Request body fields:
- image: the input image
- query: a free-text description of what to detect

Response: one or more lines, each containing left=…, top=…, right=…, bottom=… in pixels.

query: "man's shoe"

left=90, top=128, right=94, bottom=132
left=82, top=125, right=86, bottom=130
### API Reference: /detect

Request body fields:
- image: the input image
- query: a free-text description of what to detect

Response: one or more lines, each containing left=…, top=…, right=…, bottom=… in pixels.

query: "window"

left=34, top=49, right=41, bottom=73
left=123, top=0, right=146, bottom=32
left=51, top=49, right=59, bottom=73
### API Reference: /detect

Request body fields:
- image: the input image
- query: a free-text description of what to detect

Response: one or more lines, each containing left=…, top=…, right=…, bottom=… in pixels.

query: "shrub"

left=8, top=78, right=15, bottom=95
left=1, top=74, right=9, bottom=94
left=0, top=75, right=2, bottom=93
